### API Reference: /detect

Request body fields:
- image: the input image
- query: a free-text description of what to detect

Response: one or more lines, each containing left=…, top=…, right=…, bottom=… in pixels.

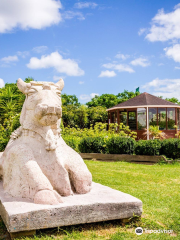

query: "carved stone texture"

left=0, top=78, right=92, bottom=205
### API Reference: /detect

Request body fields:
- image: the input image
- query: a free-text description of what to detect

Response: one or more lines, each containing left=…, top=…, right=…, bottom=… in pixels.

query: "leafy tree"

left=86, top=90, right=140, bottom=108
left=116, top=90, right=140, bottom=103
left=87, top=106, right=108, bottom=126
left=62, top=93, right=80, bottom=106
left=86, top=94, right=119, bottom=108
left=74, top=105, right=89, bottom=128
left=62, top=105, right=77, bottom=128
left=165, top=97, right=180, bottom=105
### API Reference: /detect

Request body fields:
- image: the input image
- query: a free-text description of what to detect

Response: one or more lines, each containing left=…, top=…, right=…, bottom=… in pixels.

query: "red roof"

left=107, top=92, right=179, bottom=110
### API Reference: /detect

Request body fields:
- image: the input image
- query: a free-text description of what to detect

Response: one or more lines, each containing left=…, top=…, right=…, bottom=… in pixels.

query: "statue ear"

left=17, top=78, right=31, bottom=94
left=55, top=78, right=64, bottom=91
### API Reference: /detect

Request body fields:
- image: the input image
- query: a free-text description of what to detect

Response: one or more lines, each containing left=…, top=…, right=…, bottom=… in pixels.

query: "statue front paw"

left=34, top=190, right=63, bottom=205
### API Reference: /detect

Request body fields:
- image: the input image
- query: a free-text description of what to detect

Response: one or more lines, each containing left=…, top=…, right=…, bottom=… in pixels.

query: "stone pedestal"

left=0, top=181, right=142, bottom=237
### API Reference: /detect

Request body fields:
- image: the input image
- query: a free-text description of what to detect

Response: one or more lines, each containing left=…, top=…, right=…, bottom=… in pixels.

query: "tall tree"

left=62, top=93, right=80, bottom=106
left=165, top=97, right=180, bottom=105
left=86, top=94, right=119, bottom=108
left=86, top=90, right=140, bottom=109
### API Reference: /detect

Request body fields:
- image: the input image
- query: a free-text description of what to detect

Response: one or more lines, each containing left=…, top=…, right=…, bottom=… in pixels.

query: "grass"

left=0, top=161, right=179, bottom=239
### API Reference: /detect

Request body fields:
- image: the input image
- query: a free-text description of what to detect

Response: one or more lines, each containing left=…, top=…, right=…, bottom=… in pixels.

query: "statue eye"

left=56, top=91, right=61, bottom=97
left=27, top=88, right=37, bottom=95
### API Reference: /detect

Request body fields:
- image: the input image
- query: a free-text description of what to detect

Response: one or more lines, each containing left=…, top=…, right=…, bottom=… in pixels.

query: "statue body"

left=1, top=79, right=92, bottom=205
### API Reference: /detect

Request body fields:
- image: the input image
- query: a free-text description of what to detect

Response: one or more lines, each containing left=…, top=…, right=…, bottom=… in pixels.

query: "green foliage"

left=79, top=137, right=106, bottom=153
left=0, top=114, right=21, bottom=151
left=0, top=78, right=34, bottom=151
left=86, top=90, right=140, bottom=108
left=106, top=136, right=135, bottom=154
left=0, top=79, right=141, bottom=135
left=165, top=97, right=180, bottom=105
left=62, top=135, right=81, bottom=152
left=134, top=139, right=162, bottom=156
left=62, top=105, right=108, bottom=128
left=0, top=124, right=10, bottom=151
left=62, top=122, right=136, bottom=139
left=109, top=123, right=137, bottom=139
left=75, top=105, right=89, bottom=128
left=87, top=106, right=107, bottom=126
left=116, top=90, right=140, bottom=104
left=63, top=104, right=89, bottom=128
left=61, top=93, right=80, bottom=106
left=86, top=94, right=118, bottom=108
left=160, top=138, right=180, bottom=159
left=143, top=125, right=166, bottom=139
left=62, top=122, right=136, bottom=154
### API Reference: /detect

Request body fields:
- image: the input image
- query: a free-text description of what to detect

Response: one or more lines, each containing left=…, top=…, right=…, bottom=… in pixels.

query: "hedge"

left=134, top=139, right=161, bottom=156
left=77, top=136, right=180, bottom=159
left=106, top=136, right=135, bottom=154
left=160, top=138, right=180, bottom=159
left=67, top=136, right=180, bottom=159
left=2, top=134, right=180, bottom=159
left=78, top=137, right=106, bottom=153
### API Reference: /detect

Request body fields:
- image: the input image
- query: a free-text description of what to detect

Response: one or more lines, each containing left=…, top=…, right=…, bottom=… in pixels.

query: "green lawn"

left=0, top=161, right=179, bottom=239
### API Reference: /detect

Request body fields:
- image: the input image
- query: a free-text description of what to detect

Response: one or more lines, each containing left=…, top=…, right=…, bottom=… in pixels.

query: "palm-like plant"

left=143, top=125, right=166, bottom=140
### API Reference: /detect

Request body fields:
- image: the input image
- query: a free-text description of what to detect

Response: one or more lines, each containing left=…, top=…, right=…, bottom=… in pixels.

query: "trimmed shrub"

left=78, top=137, right=106, bottom=153
left=160, top=138, right=180, bottom=159
left=134, top=139, right=161, bottom=156
left=106, top=136, right=135, bottom=154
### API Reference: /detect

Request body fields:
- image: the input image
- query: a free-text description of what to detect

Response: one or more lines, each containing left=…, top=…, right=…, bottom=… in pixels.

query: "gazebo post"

left=146, top=107, right=149, bottom=140
left=117, top=109, right=120, bottom=130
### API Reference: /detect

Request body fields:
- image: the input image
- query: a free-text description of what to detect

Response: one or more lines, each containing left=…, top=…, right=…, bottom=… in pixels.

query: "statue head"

left=17, top=78, right=64, bottom=126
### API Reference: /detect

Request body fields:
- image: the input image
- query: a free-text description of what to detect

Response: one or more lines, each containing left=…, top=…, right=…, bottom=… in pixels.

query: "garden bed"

left=80, top=153, right=167, bottom=165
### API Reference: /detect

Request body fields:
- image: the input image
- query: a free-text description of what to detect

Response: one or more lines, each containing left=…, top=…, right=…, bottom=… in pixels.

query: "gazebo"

left=107, top=92, right=180, bottom=140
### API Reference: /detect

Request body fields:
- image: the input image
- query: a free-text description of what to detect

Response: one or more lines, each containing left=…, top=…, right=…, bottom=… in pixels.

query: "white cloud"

left=63, top=11, right=85, bottom=20
left=32, top=46, right=48, bottom=53
left=164, top=44, right=180, bottom=63
left=79, top=81, right=84, bottom=84
left=158, top=63, right=164, bottom=66
left=0, top=0, right=62, bottom=33
left=80, top=93, right=99, bottom=102
left=53, top=75, right=65, bottom=81
left=90, top=93, right=99, bottom=98
left=74, top=2, right=98, bottom=9
left=0, top=64, right=9, bottom=68
left=99, top=70, right=116, bottom=78
left=130, top=58, right=150, bottom=67
left=1, top=55, right=18, bottom=63
left=79, top=94, right=90, bottom=101
left=145, top=5, right=180, bottom=42
left=174, top=3, right=180, bottom=9
left=142, top=78, right=180, bottom=99
left=17, top=51, right=29, bottom=58
left=138, top=28, right=146, bottom=36
left=103, top=63, right=134, bottom=73
left=27, top=52, right=84, bottom=76
left=0, top=78, right=5, bottom=88
left=175, top=66, right=180, bottom=70
left=115, top=53, right=129, bottom=60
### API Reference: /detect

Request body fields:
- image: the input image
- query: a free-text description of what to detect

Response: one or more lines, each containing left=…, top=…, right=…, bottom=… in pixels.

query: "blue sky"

left=0, top=0, right=180, bottom=103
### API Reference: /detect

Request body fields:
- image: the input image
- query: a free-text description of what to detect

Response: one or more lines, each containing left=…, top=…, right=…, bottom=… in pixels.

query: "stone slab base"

left=0, top=181, right=142, bottom=234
